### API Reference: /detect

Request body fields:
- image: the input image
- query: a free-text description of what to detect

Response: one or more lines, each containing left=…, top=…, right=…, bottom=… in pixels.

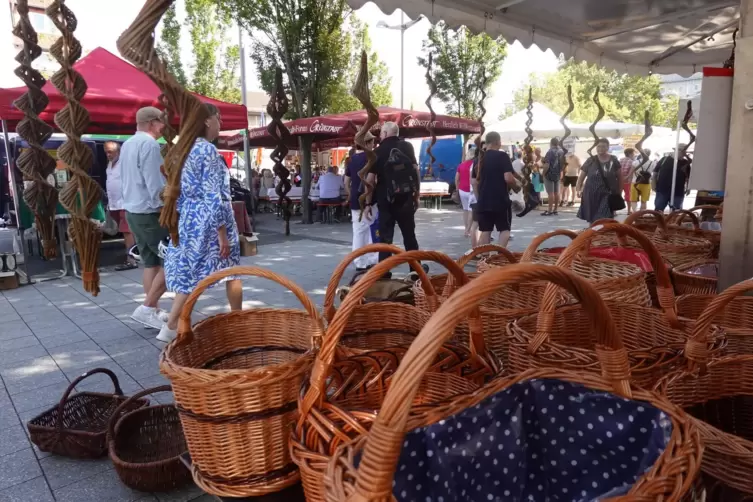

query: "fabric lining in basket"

left=385, top=379, right=671, bottom=502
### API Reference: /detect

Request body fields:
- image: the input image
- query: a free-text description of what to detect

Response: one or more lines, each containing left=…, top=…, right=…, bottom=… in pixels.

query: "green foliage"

left=505, top=59, right=679, bottom=127
left=155, top=0, right=240, bottom=103
left=418, top=22, right=507, bottom=119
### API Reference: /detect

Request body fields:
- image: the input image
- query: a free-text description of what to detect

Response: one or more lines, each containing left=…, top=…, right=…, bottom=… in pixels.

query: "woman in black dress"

left=575, top=138, right=623, bottom=224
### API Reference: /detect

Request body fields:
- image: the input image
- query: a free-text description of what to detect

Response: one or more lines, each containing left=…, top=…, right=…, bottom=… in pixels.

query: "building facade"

left=8, top=0, right=59, bottom=76
left=659, top=73, right=703, bottom=98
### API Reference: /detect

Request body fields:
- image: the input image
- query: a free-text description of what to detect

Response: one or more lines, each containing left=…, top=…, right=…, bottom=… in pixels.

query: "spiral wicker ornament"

left=12, top=0, right=58, bottom=259
left=423, top=54, right=437, bottom=178
left=559, top=84, right=574, bottom=156
left=520, top=88, right=535, bottom=204
left=352, top=51, right=379, bottom=221
left=116, top=0, right=209, bottom=246
left=474, top=66, right=489, bottom=181
left=635, top=110, right=653, bottom=171
left=681, top=100, right=696, bottom=157
left=46, top=0, right=102, bottom=295
left=587, top=86, right=605, bottom=158
left=265, top=68, right=292, bottom=235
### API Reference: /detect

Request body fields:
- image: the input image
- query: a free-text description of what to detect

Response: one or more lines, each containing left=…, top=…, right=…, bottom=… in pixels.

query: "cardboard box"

left=240, top=233, right=258, bottom=257
left=0, top=273, right=19, bottom=290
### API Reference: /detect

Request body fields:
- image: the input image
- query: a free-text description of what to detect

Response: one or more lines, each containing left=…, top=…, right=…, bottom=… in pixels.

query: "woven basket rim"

left=109, top=404, right=185, bottom=469
left=27, top=392, right=136, bottom=428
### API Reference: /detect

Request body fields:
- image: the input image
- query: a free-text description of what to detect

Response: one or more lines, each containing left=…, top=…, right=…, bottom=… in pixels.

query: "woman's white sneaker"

left=156, top=325, right=177, bottom=343
left=130, top=306, right=163, bottom=330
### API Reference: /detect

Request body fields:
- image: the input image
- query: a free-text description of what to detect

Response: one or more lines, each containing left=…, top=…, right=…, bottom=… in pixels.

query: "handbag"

left=595, top=158, right=625, bottom=212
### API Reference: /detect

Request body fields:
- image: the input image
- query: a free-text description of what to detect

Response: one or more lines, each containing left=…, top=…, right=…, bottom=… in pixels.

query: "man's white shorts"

left=458, top=189, right=476, bottom=211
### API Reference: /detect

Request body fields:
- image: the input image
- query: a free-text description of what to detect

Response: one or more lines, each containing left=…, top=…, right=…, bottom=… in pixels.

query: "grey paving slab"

left=0, top=448, right=42, bottom=490
left=0, top=346, right=50, bottom=371
left=2, top=336, right=40, bottom=351
left=48, top=340, right=112, bottom=371
left=9, top=381, right=71, bottom=413
left=1, top=365, right=67, bottom=394
left=0, top=422, right=30, bottom=458
left=39, top=454, right=113, bottom=490
left=0, top=397, right=20, bottom=432
left=0, top=476, right=54, bottom=502
left=117, top=355, right=162, bottom=381
left=153, top=484, right=203, bottom=502
left=37, top=330, right=91, bottom=349
left=53, top=467, right=145, bottom=502
left=97, top=335, right=155, bottom=358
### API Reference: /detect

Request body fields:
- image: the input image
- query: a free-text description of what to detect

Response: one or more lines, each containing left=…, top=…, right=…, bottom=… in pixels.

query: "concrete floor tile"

left=0, top=448, right=41, bottom=490
left=40, top=454, right=113, bottom=490
left=0, top=423, right=30, bottom=458
left=0, top=346, right=50, bottom=370
left=37, top=330, right=91, bottom=349
left=10, top=381, right=70, bottom=413
left=0, top=476, right=54, bottom=502
left=53, top=467, right=144, bottom=502
left=2, top=368, right=67, bottom=396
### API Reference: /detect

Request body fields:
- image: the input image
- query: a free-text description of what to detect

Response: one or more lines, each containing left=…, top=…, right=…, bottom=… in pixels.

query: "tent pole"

left=238, top=23, right=255, bottom=230
left=2, top=119, right=30, bottom=284
left=669, top=117, right=682, bottom=210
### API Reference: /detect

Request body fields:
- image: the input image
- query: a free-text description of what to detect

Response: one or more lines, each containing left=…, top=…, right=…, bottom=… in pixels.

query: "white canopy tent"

left=351, top=0, right=737, bottom=76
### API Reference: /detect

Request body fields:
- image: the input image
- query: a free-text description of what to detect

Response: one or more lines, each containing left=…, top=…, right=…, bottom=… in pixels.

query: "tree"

left=155, top=5, right=187, bottom=87
left=325, top=16, right=392, bottom=114
left=507, top=59, right=679, bottom=128
left=418, top=22, right=507, bottom=119
left=155, top=0, right=240, bottom=103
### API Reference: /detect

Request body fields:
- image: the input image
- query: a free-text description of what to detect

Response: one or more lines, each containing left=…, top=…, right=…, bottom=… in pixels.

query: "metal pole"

left=238, top=23, right=255, bottom=229
left=400, top=11, right=404, bottom=109
left=669, top=118, right=682, bottom=210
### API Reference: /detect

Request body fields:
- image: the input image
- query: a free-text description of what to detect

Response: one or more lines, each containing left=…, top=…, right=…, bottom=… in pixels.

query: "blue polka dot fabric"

left=390, top=379, right=672, bottom=501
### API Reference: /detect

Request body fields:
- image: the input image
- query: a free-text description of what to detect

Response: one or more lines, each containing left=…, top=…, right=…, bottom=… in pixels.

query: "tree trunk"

left=299, top=135, right=314, bottom=224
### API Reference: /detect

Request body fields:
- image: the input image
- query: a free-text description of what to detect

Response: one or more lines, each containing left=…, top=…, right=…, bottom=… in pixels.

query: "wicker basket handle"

left=323, top=243, right=406, bottom=321
left=107, top=385, right=170, bottom=442
left=176, top=266, right=325, bottom=347
left=520, top=229, right=579, bottom=262
left=457, top=244, right=517, bottom=268
left=348, top=263, right=628, bottom=501
left=299, top=250, right=481, bottom=423
left=57, top=368, right=123, bottom=436
left=689, top=205, right=722, bottom=213
left=667, top=209, right=700, bottom=229
left=624, top=209, right=669, bottom=237
left=529, top=222, right=680, bottom=354
left=685, top=279, right=753, bottom=368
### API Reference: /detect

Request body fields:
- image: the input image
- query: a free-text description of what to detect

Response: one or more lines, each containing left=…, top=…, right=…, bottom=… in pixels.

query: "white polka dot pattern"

left=389, top=379, right=671, bottom=501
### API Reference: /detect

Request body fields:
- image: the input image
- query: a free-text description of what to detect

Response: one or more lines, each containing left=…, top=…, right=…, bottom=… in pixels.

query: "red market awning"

left=219, top=106, right=481, bottom=150
left=0, top=47, right=247, bottom=133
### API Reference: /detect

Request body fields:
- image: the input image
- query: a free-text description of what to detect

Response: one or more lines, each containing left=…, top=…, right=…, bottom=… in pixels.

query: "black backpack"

left=384, top=143, right=418, bottom=200
left=635, top=160, right=653, bottom=185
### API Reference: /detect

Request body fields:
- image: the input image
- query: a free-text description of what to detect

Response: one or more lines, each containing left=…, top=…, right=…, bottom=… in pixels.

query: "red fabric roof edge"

left=0, top=47, right=247, bottom=134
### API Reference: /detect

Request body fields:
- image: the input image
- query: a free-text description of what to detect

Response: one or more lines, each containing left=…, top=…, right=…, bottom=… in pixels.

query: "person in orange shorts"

left=619, top=148, right=637, bottom=215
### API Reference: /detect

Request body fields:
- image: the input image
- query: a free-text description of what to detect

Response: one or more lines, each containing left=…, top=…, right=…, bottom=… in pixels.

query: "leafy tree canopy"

left=418, top=22, right=507, bottom=119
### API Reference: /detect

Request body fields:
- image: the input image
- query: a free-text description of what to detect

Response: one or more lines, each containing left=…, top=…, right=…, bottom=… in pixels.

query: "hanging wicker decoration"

left=559, top=84, right=574, bottom=156
left=353, top=51, right=379, bottom=221
left=681, top=100, right=696, bottom=156
left=46, top=0, right=102, bottom=295
left=520, top=88, right=534, bottom=205
left=12, top=0, right=58, bottom=259
left=472, top=65, right=489, bottom=186
left=635, top=110, right=654, bottom=172
left=266, top=68, right=292, bottom=235
left=587, top=86, right=605, bottom=157
left=724, top=28, right=738, bottom=69
left=116, top=0, right=210, bottom=246
left=423, top=54, right=437, bottom=179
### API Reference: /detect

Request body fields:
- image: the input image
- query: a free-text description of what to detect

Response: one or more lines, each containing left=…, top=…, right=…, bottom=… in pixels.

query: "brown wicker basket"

left=657, top=279, right=753, bottom=495
left=160, top=267, right=322, bottom=498
left=291, top=250, right=498, bottom=502
left=594, top=210, right=714, bottom=267
left=27, top=368, right=149, bottom=458
left=325, top=263, right=702, bottom=502
left=476, top=229, right=577, bottom=273
left=509, top=222, right=726, bottom=388
left=324, top=243, right=415, bottom=322
left=671, top=258, right=718, bottom=296
left=667, top=208, right=721, bottom=258
left=108, top=385, right=191, bottom=492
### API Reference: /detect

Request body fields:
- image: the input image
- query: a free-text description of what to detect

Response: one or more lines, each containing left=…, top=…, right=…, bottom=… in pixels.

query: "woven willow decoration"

left=635, top=110, right=653, bottom=172
left=265, top=68, right=292, bottom=235
left=12, top=0, right=58, bottom=259
left=116, top=0, right=209, bottom=245
left=520, top=88, right=534, bottom=205
left=559, top=84, right=574, bottom=156
left=681, top=101, right=696, bottom=156
left=472, top=65, right=489, bottom=184
left=423, top=54, right=437, bottom=178
left=352, top=51, right=379, bottom=221
left=46, top=0, right=102, bottom=295
left=587, top=86, right=605, bottom=157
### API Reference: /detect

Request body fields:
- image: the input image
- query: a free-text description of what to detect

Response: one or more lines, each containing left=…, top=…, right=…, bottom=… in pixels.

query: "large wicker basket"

left=108, top=385, right=190, bottom=492
left=667, top=208, right=721, bottom=258
left=509, top=222, right=726, bottom=388
left=27, top=368, right=149, bottom=458
left=291, top=250, right=498, bottom=502
left=671, top=258, right=718, bottom=296
left=160, top=267, right=321, bottom=498
left=325, top=264, right=703, bottom=502
left=657, top=279, right=753, bottom=495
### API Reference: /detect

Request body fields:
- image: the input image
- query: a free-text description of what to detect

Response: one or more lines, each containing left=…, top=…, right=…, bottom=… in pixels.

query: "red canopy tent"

left=0, top=47, right=247, bottom=133
left=217, top=106, right=481, bottom=150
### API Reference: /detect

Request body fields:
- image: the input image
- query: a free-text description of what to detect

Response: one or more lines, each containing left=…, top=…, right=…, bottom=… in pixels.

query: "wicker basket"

left=509, top=222, right=726, bottom=388
left=108, top=385, right=190, bottom=492
left=595, top=210, right=714, bottom=267
left=291, top=250, right=498, bottom=502
left=325, top=263, right=703, bottom=502
left=323, top=243, right=415, bottom=322
left=476, top=229, right=578, bottom=273
left=671, top=258, right=718, bottom=296
left=667, top=208, right=721, bottom=258
left=160, top=267, right=321, bottom=498
left=657, top=279, right=753, bottom=495
left=27, top=368, right=149, bottom=458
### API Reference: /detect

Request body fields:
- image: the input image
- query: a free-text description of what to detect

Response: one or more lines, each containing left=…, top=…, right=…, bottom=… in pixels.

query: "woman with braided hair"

left=158, top=103, right=242, bottom=343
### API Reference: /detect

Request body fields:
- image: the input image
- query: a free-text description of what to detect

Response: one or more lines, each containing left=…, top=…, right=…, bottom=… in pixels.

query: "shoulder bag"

left=595, top=158, right=626, bottom=212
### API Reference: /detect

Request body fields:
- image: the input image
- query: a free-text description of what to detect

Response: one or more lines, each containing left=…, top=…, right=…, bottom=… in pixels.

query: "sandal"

left=541, top=211, right=552, bottom=216
left=115, top=261, right=138, bottom=271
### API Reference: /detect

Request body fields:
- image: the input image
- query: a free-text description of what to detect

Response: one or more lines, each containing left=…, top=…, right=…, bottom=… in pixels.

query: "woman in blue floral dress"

left=158, top=104, right=242, bottom=342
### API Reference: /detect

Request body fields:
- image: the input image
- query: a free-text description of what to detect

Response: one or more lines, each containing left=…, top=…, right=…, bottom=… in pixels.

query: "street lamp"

left=376, top=12, right=422, bottom=109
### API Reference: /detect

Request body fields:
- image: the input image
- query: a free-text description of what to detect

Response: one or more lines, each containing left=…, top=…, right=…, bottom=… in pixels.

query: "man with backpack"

left=363, top=121, right=421, bottom=263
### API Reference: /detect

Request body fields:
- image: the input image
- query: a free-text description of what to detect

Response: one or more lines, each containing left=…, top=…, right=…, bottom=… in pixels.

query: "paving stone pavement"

left=0, top=205, right=596, bottom=501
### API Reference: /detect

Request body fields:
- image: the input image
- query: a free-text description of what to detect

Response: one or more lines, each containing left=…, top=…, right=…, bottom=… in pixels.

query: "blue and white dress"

left=165, top=138, right=240, bottom=294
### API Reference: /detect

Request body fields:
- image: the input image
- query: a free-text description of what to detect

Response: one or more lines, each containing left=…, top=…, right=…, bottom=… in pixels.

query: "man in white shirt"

left=104, top=141, right=137, bottom=271
left=317, top=165, right=343, bottom=222
left=121, top=106, right=169, bottom=330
